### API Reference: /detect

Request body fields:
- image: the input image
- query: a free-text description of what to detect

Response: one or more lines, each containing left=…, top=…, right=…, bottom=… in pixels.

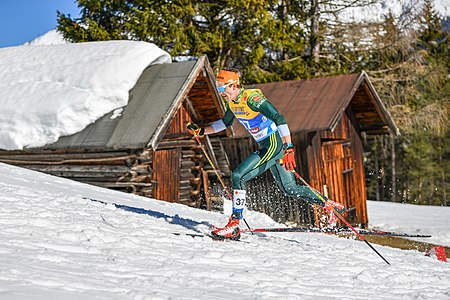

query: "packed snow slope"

left=0, top=162, right=449, bottom=300
left=368, top=200, right=450, bottom=247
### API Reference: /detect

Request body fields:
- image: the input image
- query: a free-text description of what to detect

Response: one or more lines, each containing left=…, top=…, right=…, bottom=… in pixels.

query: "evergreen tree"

left=364, top=1, right=449, bottom=205
left=57, top=0, right=311, bottom=83
left=416, top=0, right=449, bottom=63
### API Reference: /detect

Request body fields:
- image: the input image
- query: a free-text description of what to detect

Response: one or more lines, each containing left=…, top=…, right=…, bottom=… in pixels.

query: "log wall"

left=0, top=148, right=154, bottom=195
left=153, top=103, right=204, bottom=206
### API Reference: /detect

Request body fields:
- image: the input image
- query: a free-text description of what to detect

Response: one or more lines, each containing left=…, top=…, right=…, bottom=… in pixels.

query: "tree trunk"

left=375, top=137, right=380, bottom=201
left=381, top=136, right=387, bottom=201
left=310, top=0, right=320, bottom=63
left=391, top=136, right=397, bottom=202
left=418, top=177, right=423, bottom=205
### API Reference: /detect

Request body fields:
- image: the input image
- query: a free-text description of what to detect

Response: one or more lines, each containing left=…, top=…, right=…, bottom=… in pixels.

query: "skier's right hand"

left=187, top=122, right=205, bottom=137
left=280, top=147, right=296, bottom=171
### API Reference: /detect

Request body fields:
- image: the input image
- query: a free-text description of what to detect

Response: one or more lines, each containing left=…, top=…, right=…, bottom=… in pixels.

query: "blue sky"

left=0, top=0, right=447, bottom=49
left=0, top=0, right=80, bottom=48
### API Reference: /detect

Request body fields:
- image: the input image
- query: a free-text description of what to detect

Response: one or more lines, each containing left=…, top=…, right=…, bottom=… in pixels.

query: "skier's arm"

left=203, top=104, right=235, bottom=135
left=247, top=92, right=296, bottom=169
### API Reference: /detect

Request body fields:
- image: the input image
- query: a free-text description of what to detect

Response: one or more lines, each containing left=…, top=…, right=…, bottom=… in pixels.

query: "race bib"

left=233, top=189, right=246, bottom=212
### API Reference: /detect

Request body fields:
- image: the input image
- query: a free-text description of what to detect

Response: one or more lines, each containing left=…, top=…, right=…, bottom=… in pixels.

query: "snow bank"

left=0, top=40, right=171, bottom=150
left=1, top=162, right=450, bottom=299
left=368, top=200, right=450, bottom=247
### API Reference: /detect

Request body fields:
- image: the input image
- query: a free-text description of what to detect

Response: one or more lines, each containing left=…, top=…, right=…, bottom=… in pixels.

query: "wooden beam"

left=202, top=170, right=211, bottom=211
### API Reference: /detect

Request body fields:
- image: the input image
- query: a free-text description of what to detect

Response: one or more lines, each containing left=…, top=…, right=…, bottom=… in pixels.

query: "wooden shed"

left=222, top=72, right=399, bottom=227
left=0, top=55, right=231, bottom=208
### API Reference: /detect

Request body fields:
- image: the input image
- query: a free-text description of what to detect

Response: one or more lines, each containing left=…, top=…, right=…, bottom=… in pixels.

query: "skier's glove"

left=187, top=122, right=205, bottom=137
left=280, top=143, right=296, bottom=171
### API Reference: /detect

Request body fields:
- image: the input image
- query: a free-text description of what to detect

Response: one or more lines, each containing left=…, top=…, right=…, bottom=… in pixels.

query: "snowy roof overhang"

left=0, top=40, right=172, bottom=150
left=47, top=55, right=226, bottom=151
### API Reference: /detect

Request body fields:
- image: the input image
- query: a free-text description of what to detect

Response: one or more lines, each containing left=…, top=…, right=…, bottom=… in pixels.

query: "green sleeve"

left=222, top=102, right=236, bottom=127
left=247, top=92, right=287, bottom=126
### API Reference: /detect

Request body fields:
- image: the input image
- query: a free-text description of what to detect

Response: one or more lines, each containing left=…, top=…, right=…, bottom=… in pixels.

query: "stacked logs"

left=0, top=149, right=153, bottom=196
left=155, top=137, right=205, bottom=206
left=117, top=148, right=153, bottom=196
left=180, top=145, right=204, bottom=206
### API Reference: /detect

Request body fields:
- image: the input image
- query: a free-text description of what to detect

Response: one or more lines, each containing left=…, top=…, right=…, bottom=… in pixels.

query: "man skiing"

left=187, top=68, right=344, bottom=240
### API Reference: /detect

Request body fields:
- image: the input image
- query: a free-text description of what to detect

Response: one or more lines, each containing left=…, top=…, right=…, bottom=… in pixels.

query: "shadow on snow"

left=85, top=197, right=214, bottom=233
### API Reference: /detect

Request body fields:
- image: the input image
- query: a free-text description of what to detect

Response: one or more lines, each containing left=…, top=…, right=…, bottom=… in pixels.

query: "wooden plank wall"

left=342, top=142, right=357, bottom=224
left=301, top=131, right=329, bottom=226
left=318, top=110, right=368, bottom=226
left=158, top=104, right=204, bottom=207
left=302, top=132, right=324, bottom=193
left=321, top=141, right=346, bottom=203
left=320, top=141, right=346, bottom=227
left=347, top=108, right=369, bottom=225
left=153, top=149, right=180, bottom=202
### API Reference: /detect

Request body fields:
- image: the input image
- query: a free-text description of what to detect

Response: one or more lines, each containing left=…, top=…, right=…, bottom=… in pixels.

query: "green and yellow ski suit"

left=220, top=88, right=323, bottom=206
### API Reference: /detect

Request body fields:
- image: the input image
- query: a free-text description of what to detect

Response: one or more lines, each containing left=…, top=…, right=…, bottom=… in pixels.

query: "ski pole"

left=192, top=134, right=252, bottom=231
left=292, top=170, right=390, bottom=265
left=193, top=134, right=232, bottom=200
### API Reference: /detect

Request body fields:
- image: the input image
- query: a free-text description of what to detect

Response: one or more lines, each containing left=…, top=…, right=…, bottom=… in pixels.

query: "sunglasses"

left=216, top=81, right=236, bottom=93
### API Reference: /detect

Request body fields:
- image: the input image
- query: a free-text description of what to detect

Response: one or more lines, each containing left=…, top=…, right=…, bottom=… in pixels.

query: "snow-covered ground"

left=368, top=200, right=450, bottom=247
left=1, top=26, right=449, bottom=299
left=1, top=162, right=449, bottom=300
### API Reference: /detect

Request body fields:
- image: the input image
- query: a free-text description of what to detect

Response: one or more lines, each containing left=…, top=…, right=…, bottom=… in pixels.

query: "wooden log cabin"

left=0, top=55, right=231, bottom=208
left=0, top=51, right=398, bottom=228
left=221, top=72, right=399, bottom=227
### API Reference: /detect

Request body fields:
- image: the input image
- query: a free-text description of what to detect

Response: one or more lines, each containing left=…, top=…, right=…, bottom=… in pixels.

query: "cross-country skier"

left=187, top=68, right=345, bottom=240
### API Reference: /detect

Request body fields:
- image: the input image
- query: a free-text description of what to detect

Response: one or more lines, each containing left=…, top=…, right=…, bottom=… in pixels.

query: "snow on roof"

left=0, top=39, right=171, bottom=150
left=22, top=29, right=69, bottom=46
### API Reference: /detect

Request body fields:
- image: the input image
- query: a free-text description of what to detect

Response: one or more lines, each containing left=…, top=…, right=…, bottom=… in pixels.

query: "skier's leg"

left=270, top=162, right=346, bottom=227
left=231, top=133, right=282, bottom=219
left=212, top=134, right=282, bottom=239
left=269, top=162, right=325, bottom=206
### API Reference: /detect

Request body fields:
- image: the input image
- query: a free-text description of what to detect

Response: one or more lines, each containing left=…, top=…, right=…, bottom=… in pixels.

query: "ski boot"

left=211, top=218, right=241, bottom=241
left=323, top=200, right=346, bottom=228
left=324, top=200, right=346, bottom=215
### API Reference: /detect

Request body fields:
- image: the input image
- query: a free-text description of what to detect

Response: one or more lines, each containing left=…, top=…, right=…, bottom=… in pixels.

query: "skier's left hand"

left=187, top=122, right=205, bottom=137
left=280, top=147, right=296, bottom=171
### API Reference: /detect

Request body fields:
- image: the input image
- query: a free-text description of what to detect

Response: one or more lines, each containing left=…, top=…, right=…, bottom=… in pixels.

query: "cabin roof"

left=232, top=72, right=399, bottom=138
left=46, top=56, right=225, bottom=151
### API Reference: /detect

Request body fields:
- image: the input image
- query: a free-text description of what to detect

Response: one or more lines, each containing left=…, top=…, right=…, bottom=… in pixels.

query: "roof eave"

left=148, top=55, right=232, bottom=151
left=147, top=58, right=206, bottom=151
left=360, top=71, right=400, bottom=136
left=328, top=71, right=400, bottom=137
left=327, top=73, right=363, bottom=133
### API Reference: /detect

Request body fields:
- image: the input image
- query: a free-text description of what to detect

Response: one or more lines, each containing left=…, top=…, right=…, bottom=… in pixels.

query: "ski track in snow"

left=0, top=162, right=449, bottom=299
